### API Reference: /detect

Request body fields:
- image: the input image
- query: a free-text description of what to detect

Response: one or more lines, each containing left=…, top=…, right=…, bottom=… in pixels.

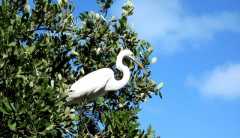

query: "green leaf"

left=57, top=74, right=62, bottom=80
left=96, top=97, right=104, bottom=105
left=71, top=50, right=79, bottom=56
left=122, top=0, right=134, bottom=16
left=8, top=42, right=16, bottom=47
left=45, top=124, right=54, bottom=131
left=0, top=106, right=9, bottom=114
left=10, top=103, right=16, bottom=112
left=3, top=100, right=12, bottom=112
left=157, top=82, right=164, bottom=90
left=70, top=113, right=79, bottom=121
left=8, top=120, right=16, bottom=131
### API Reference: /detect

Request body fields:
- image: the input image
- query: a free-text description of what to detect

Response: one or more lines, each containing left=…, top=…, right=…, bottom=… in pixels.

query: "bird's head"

left=117, top=49, right=145, bottom=69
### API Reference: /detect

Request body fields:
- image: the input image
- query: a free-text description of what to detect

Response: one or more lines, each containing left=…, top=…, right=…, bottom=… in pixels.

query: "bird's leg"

left=92, top=101, right=97, bottom=114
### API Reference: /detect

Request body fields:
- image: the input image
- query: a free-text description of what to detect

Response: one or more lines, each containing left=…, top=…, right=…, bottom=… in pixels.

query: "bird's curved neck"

left=105, top=54, right=130, bottom=91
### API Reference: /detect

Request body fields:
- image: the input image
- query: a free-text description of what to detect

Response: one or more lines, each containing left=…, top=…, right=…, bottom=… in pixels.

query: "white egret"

left=67, top=49, right=144, bottom=103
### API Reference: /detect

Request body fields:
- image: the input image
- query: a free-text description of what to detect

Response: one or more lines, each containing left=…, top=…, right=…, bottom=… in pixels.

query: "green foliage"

left=0, top=0, right=163, bottom=137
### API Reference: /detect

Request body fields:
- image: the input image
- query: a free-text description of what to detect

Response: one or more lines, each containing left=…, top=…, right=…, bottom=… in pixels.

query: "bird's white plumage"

left=67, top=49, right=142, bottom=103
left=68, top=68, right=114, bottom=102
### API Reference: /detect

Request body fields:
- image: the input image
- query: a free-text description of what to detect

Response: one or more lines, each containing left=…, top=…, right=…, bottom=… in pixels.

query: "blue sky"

left=71, top=0, right=240, bottom=137
left=113, top=0, right=240, bottom=137
left=112, top=0, right=240, bottom=137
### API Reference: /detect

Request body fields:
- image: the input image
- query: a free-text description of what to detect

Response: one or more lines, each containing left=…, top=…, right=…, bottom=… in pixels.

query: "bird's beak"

left=128, top=55, right=145, bottom=70
left=128, top=56, right=148, bottom=74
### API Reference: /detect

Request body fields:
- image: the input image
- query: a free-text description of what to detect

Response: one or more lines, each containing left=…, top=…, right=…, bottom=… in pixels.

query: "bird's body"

left=68, top=68, right=114, bottom=102
left=67, top=49, right=143, bottom=103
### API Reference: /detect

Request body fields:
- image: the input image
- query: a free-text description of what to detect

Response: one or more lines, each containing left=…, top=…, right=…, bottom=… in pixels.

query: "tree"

left=0, top=0, right=162, bottom=137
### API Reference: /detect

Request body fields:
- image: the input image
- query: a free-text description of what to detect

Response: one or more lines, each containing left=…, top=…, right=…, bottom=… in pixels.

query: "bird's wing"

left=69, top=68, right=113, bottom=100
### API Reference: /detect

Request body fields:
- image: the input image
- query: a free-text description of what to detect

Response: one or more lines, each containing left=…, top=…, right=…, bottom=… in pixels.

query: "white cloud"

left=186, top=64, right=240, bottom=99
left=112, top=0, right=240, bottom=54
